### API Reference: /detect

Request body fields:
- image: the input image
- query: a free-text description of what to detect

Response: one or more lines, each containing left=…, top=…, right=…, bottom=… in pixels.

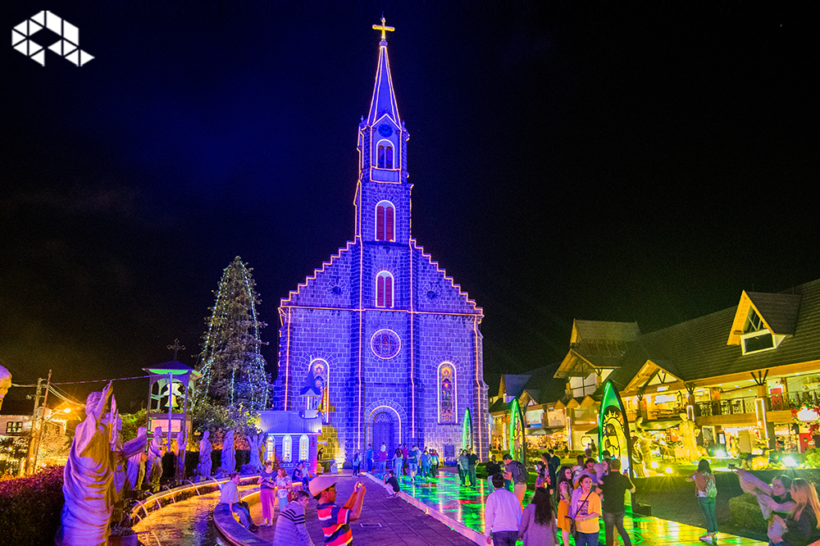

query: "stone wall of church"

left=416, top=313, right=482, bottom=458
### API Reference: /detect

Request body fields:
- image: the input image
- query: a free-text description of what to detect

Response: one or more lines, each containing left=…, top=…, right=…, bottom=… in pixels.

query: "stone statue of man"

left=56, top=381, right=116, bottom=546
left=147, top=427, right=164, bottom=492
left=221, top=430, right=236, bottom=474
left=198, top=431, right=212, bottom=478
left=124, top=427, right=148, bottom=492
left=248, top=433, right=264, bottom=471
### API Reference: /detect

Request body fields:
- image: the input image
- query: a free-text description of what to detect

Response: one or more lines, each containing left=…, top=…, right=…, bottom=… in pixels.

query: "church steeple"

left=366, top=17, right=400, bottom=126
left=355, top=16, right=411, bottom=243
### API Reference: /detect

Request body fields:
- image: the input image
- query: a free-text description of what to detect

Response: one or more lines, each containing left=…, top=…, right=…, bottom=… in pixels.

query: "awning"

left=640, top=419, right=681, bottom=431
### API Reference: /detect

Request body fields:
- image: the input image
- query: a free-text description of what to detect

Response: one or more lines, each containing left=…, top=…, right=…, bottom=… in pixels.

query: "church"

left=271, top=20, right=488, bottom=465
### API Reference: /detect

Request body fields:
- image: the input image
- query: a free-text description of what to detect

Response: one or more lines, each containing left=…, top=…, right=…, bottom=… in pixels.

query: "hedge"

left=728, top=492, right=768, bottom=535
left=0, top=466, right=65, bottom=546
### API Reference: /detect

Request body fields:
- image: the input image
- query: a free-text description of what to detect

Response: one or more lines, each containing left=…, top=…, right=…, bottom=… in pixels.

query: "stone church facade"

left=272, top=25, right=488, bottom=464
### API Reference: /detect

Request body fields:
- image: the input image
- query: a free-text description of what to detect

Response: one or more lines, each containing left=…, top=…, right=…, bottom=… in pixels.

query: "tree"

left=194, top=257, right=270, bottom=411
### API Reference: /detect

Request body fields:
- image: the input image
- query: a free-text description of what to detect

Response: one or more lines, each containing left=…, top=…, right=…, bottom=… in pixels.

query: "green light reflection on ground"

left=397, top=471, right=766, bottom=546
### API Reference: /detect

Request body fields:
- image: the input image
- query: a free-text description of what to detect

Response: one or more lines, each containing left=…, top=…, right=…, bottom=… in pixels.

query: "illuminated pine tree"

left=195, top=257, right=270, bottom=410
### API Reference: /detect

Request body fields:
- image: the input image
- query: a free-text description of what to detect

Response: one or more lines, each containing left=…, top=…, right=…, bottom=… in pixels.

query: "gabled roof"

left=727, top=290, right=801, bottom=345
left=501, top=374, right=532, bottom=400
left=570, top=320, right=641, bottom=345
left=610, top=277, right=820, bottom=388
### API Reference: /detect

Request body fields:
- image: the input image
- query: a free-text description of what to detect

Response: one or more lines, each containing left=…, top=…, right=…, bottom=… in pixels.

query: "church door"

left=373, top=412, right=394, bottom=454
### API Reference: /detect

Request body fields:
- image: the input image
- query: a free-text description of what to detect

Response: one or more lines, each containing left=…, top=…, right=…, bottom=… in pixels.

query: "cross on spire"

left=372, top=16, right=394, bottom=44
left=167, top=339, right=186, bottom=360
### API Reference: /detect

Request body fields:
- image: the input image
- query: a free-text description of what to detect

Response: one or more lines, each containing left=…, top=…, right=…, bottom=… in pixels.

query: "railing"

left=696, top=396, right=756, bottom=417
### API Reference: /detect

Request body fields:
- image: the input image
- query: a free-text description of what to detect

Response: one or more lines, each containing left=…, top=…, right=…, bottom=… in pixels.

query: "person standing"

left=378, top=443, right=388, bottom=478
left=486, top=455, right=501, bottom=491
left=431, top=449, right=440, bottom=477
left=310, top=475, right=367, bottom=545
left=274, top=467, right=292, bottom=516
left=258, top=460, right=277, bottom=526
left=407, top=445, right=419, bottom=482
left=503, top=453, right=528, bottom=506
left=365, top=444, right=374, bottom=473
left=402, top=444, right=409, bottom=476
left=420, top=449, right=431, bottom=480
left=272, top=490, right=314, bottom=546
left=573, top=475, right=602, bottom=546
left=458, top=450, right=470, bottom=486
left=468, top=448, right=479, bottom=488
left=519, top=486, right=558, bottom=546
left=556, top=466, right=574, bottom=546
left=485, top=473, right=523, bottom=546
left=597, top=458, right=634, bottom=546
left=352, top=451, right=361, bottom=477
left=393, top=448, right=404, bottom=483
left=686, top=459, right=718, bottom=543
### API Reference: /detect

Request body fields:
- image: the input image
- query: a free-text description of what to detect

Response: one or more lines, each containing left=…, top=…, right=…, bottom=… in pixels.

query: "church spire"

left=366, top=17, right=400, bottom=127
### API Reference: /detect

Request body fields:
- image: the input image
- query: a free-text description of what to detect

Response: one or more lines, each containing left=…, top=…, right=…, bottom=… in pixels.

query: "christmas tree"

left=195, top=257, right=270, bottom=410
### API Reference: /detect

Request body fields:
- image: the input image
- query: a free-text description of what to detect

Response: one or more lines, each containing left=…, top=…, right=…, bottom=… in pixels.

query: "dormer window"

left=377, top=141, right=394, bottom=169
left=741, top=308, right=776, bottom=354
left=376, top=201, right=395, bottom=241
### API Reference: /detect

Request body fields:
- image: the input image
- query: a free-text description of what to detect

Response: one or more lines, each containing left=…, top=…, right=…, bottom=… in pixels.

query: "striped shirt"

left=272, top=501, right=312, bottom=546
left=317, top=502, right=352, bottom=546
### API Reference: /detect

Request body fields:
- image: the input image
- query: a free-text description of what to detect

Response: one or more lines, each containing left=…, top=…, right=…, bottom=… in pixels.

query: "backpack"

left=704, top=474, right=717, bottom=498
left=513, top=461, right=528, bottom=484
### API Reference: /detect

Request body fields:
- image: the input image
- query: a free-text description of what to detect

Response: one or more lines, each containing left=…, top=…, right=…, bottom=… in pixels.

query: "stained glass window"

left=438, top=362, right=456, bottom=424
left=299, top=434, right=309, bottom=462
left=311, top=359, right=330, bottom=423
left=283, top=435, right=292, bottom=462
left=371, top=329, right=401, bottom=359
left=265, top=435, right=275, bottom=462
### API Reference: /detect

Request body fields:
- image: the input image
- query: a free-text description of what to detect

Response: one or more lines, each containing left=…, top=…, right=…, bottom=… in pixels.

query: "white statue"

left=56, top=381, right=115, bottom=546
left=198, top=431, right=213, bottom=478
left=147, top=427, right=164, bottom=492
left=175, top=427, right=188, bottom=479
left=248, top=433, right=263, bottom=471
left=221, top=430, right=236, bottom=474
left=0, top=364, right=11, bottom=411
left=125, top=427, right=148, bottom=492
left=678, top=412, right=700, bottom=462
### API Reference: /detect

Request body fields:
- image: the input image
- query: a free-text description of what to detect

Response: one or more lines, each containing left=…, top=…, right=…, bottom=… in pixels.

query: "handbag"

left=569, top=491, right=593, bottom=535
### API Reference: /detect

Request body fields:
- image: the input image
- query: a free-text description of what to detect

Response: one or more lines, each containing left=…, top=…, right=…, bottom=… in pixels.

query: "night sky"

left=2, top=3, right=818, bottom=410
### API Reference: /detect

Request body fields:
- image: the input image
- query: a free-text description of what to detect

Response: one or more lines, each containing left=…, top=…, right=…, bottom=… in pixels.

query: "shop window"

left=5, top=421, right=22, bottom=434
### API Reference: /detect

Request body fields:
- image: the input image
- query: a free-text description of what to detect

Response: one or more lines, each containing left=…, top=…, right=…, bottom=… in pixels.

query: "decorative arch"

left=364, top=401, right=406, bottom=452
left=375, top=200, right=395, bottom=242
left=299, top=434, right=309, bottom=462
left=310, top=358, right=330, bottom=423
left=376, top=271, right=394, bottom=308
left=283, top=435, right=293, bottom=462
left=376, top=139, right=394, bottom=169
left=437, top=361, right=457, bottom=424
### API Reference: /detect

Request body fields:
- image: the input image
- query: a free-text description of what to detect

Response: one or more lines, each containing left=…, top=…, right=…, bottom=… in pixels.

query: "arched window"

left=299, top=434, right=309, bottom=462
left=310, top=358, right=330, bottom=423
left=438, top=362, right=457, bottom=424
left=377, top=141, right=394, bottom=169
left=265, top=434, right=275, bottom=462
left=283, top=435, right=293, bottom=462
left=376, top=271, right=394, bottom=308
left=375, top=201, right=395, bottom=242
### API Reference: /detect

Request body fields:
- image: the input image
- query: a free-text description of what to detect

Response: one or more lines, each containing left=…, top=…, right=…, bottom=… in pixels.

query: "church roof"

left=365, top=22, right=401, bottom=127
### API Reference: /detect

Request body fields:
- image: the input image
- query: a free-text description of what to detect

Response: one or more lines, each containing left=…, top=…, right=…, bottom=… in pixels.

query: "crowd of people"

left=485, top=449, right=636, bottom=546
left=214, top=446, right=820, bottom=546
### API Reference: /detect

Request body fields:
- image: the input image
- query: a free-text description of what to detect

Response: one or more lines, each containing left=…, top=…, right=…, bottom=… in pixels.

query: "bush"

left=729, top=492, right=767, bottom=534
left=0, top=466, right=65, bottom=546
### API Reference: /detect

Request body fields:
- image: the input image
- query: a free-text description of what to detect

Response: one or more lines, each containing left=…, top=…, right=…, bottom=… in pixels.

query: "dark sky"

left=2, top=2, right=818, bottom=409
